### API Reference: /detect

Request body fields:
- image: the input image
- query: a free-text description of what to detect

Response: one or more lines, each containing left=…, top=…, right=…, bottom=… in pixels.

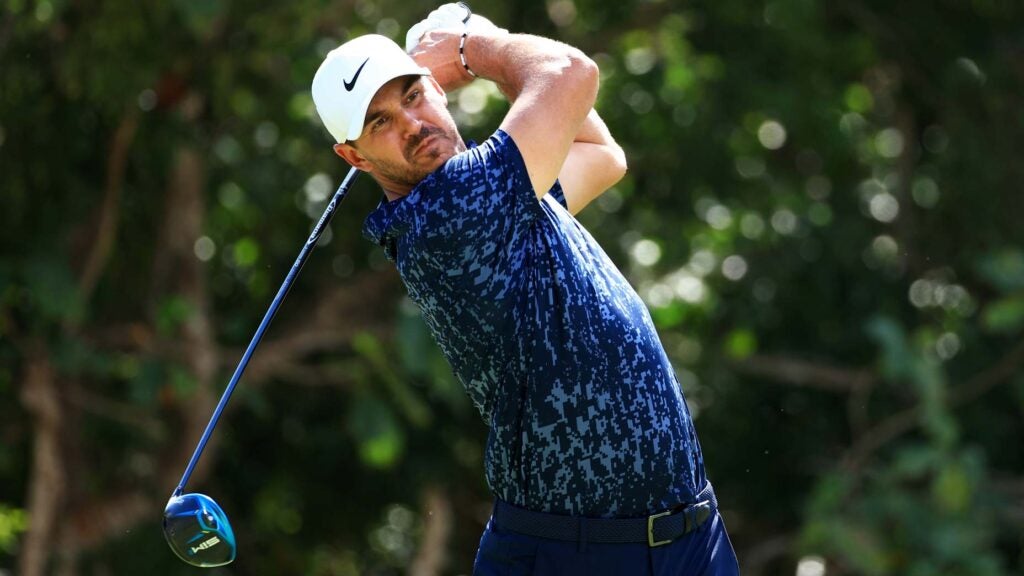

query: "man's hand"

left=409, top=29, right=475, bottom=93
left=408, top=7, right=614, bottom=204
left=406, top=4, right=506, bottom=92
left=405, top=3, right=504, bottom=53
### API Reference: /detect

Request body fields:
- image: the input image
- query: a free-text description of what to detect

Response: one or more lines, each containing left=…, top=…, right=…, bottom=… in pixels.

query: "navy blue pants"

left=473, top=510, right=740, bottom=575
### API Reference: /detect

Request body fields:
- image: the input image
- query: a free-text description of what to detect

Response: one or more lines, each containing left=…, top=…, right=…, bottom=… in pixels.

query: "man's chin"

left=418, top=148, right=457, bottom=172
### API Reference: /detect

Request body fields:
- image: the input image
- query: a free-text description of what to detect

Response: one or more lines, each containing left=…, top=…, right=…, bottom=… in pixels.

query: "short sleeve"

left=548, top=180, right=568, bottom=210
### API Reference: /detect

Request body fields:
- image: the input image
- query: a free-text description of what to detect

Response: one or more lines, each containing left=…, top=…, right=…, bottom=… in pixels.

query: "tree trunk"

left=54, top=144, right=217, bottom=563
left=18, top=343, right=64, bottom=576
left=408, top=486, right=453, bottom=576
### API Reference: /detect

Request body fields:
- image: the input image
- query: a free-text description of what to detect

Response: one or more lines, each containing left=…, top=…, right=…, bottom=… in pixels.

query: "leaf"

left=723, top=328, right=757, bottom=359
left=22, top=257, right=84, bottom=325
left=844, top=83, right=874, bottom=113
left=890, top=444, right=939, bottom=479
left=130, top=359, right=164, bottom=406
left=156, top=295, right=193, bottom=336
left=172, top=0, right=226, bottom=38
left=353, top=332, right=433, bottom=428
left=0, top=504, right=28, bottom=553
left=1012, top=375, right=1024, bottom=415
left=232, top=237, right=261, bottom=268
left=396, top=301, right=432, bottom=378
left=347, top=393, right=404, bottom=469
left=169, top=365, right=198, bottom=397
left=804, top=471, right=854, bottom=515
left=52, top=335, right=92, bottom=375
left=800, top=518, right=888, bottom=576
left=981, top=295, right=1024, bottom=334
left=651, top=301, right=686, bottom=328
left=976, top=248, right=1024, bottom=293
left=932, top=462, right=971, bottom=514
left=865, top=316, right=913, bottom=382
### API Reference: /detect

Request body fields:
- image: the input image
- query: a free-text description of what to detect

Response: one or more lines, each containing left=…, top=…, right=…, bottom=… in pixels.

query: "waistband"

left=492, top=482, right=718, bottom=548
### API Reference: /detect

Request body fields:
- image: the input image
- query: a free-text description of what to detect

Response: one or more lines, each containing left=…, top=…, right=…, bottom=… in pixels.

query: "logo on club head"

left=190, top=536, right=222, bottom=555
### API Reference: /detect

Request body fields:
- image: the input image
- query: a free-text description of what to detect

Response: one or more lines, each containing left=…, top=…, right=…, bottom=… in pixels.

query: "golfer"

left=312, top=6, right=739, bottom=574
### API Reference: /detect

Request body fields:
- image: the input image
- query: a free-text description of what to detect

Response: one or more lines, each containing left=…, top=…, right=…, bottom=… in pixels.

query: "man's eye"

left=372, top=117, right=387, bottom=131
left=407, top=89, right=420, bottom=102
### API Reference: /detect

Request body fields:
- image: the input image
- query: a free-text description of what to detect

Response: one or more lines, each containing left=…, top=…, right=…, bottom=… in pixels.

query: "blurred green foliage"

left=0, top=506, right=27, bottom=555
left=2, top=0, right=1023, bottom=574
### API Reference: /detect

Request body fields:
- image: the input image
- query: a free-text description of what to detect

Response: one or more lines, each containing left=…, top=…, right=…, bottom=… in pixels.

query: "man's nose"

left=398, top=110, right=423, bottom=138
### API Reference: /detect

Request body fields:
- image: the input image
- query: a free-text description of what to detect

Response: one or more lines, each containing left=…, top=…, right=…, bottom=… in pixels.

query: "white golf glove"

left=405, top=2, right=506, bottom=53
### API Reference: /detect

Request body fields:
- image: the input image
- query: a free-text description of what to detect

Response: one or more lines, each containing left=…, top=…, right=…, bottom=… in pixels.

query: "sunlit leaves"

left=981, top=296, right=1024, bottom=334
left=724, top=328, right=757, bottom=359
left=231, top=237, right=261, bottom=268
left=156, top=295, right=193, bottom=335
left=844, top=83, right=874, bottom=113
left=395, top=300, right=467, bottom=413
left=351, top=333, right=432, bottom=429
left=347, top=392, right=404, bottom=469
left=254, top=483, right=303, bottom=535
left=0, top=505, right=27, bottom=554
left=932, top=460, right=971, bottom=514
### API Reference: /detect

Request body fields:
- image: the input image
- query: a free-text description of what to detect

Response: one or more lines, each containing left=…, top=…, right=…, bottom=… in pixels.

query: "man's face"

left=335, top=75, right=464, bottom=191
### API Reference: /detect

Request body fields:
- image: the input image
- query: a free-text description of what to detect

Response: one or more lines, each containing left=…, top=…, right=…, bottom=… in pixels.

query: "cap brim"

left=344, top=67, right=431, bottom=143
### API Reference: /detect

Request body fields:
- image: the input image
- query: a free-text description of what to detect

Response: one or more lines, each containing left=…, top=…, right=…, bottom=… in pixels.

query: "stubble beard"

left=375, top=125, right=466, bottom=188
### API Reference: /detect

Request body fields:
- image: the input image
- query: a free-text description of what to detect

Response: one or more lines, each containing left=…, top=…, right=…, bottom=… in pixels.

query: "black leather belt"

left=493, top=482, right=717, bottom=547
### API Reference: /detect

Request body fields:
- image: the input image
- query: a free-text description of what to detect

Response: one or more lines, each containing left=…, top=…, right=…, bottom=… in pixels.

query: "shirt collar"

left=360, top=139, right=479, bottom=254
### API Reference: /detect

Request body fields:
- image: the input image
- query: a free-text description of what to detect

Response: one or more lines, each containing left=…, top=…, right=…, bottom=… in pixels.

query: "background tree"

left=1, top=0, right=1022, bottom=574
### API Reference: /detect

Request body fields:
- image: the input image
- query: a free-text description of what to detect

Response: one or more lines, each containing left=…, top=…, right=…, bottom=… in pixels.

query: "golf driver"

left=163, top=167, right=361, bottom=567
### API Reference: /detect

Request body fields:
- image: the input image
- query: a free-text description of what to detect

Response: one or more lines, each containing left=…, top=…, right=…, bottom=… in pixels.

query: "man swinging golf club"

left=312, top=5, right=740, bottom=574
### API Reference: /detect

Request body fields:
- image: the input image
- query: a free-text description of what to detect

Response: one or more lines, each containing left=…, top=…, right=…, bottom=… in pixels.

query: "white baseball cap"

left=312, top=34, right=430, bottom=143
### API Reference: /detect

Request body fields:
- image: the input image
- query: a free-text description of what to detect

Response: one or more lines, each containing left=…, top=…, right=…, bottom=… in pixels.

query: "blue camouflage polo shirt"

left=363, top=129, right=706, bottom=518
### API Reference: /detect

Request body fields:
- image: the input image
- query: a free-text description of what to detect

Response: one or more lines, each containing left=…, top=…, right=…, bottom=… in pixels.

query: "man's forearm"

left=465, top=33, right=623, bottom=211
left=467, top=35, right=613, bottom=149
left=559, top=112, right=627, bottom=214
left=575, top=109, right=617, bottom=147
left=465, top=33, right=593, bottom=107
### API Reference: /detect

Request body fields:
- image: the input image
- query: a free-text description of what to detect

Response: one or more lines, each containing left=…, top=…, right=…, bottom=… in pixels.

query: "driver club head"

left=163, top=493, right=237, bottom=567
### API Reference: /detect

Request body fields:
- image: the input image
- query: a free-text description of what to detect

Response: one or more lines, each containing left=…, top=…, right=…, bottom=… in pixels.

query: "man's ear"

left=333, top=142, right=373, bottom=173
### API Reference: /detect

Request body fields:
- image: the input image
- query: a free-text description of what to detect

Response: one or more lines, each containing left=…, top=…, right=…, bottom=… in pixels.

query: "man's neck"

left=383, top=186, right=411, bottom=202
left=376, top=176, right=414, bottom=202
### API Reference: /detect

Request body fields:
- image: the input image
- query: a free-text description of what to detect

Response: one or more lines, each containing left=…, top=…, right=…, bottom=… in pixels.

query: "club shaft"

left=173, top=167, right=361, bottom=497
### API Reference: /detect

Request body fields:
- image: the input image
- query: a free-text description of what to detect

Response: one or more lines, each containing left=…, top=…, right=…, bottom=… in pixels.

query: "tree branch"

left=240, top=270, right=400, bottom=385
left=76, top=109, right=139, bottom=307
left=64, top=387, right=165, bottom=440
left=832, top=0, right=941, bottom=108
left=741, top=533, right=793, bottom=576
left=844, top=337, right=1024, bottom=470
left=408, top=486, right=453, bottom=576
left=947, top=338, right=1024, bottom=406
left=731, top=354, right=875, bottom=393
left=56, top=145, right=218, bottom=563
left=17, top=342, right=65, bottom=576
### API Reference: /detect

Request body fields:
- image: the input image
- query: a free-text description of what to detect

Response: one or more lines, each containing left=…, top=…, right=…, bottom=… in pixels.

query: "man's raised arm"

left=558, top=110, right=627, bottom=215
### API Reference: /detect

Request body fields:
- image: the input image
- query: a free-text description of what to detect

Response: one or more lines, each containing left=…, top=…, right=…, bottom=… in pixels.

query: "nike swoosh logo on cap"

left=343, top=58, right=370, bottom=91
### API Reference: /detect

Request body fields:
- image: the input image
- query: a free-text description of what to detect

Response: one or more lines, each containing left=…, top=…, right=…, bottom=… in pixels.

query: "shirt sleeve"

left=548, top=180, right=569, bottom=210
